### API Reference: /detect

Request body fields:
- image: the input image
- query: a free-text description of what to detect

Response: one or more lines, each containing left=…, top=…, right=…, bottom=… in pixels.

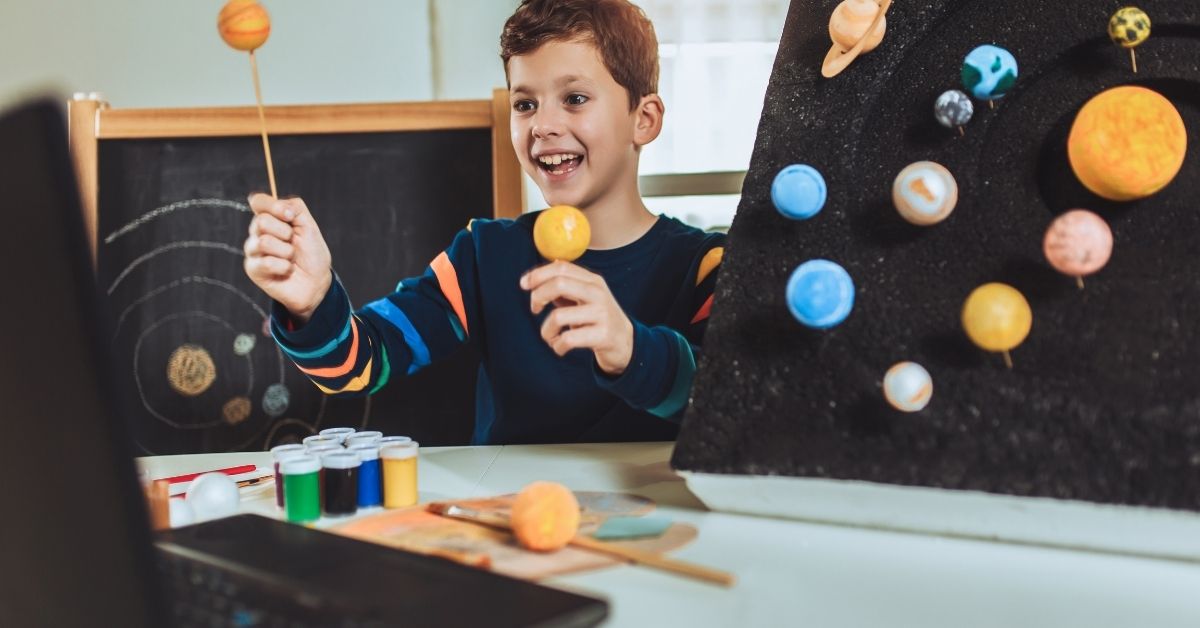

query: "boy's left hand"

left=520, top=261, right=633, bottom=375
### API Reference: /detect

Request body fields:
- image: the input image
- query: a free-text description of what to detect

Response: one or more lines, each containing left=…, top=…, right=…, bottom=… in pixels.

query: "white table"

left=139, top=442, right=1200, bottom=628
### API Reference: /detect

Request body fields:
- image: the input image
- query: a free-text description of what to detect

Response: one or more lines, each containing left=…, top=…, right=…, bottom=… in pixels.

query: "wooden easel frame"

left=67, top=88, right=524, bottom=261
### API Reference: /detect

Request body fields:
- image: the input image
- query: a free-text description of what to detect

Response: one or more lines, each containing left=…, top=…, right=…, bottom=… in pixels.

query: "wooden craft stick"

left=427, top=502, right=736, bottom=587
left=249, top=50, right=278, bottom=198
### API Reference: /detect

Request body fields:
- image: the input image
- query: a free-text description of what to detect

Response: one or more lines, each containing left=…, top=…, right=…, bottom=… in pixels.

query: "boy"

left=243, top=0, right=725, bottom=444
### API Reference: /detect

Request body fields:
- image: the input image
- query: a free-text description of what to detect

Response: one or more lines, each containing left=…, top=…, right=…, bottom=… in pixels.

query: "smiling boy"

left=244, top=0, right=726, bottom=444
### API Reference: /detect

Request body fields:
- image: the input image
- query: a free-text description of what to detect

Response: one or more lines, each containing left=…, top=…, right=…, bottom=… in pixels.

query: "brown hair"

left=500, top=0, right=659, bottom=110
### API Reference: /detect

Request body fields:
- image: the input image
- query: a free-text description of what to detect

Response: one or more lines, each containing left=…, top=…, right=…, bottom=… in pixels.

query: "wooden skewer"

left=249, top=50, right=278, bottom=198
left=427, top=502, right=736, bottom=587
left=1076, top=276, right=1085, bottom=290
left=1131, top=48, right=1138, bottom=74
left=1002, top=350, right=1013, bottom=369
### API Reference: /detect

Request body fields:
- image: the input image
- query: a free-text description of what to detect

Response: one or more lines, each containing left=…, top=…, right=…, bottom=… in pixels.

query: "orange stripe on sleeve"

left=297, top=316, right=360, bottom=378
left=315, top=356, right=373, bottom=393
left=690, top=294, right=714, bottom=324
left=430, top=251, right=470, bottom=335
left=695, top=247, right=724, bottom=286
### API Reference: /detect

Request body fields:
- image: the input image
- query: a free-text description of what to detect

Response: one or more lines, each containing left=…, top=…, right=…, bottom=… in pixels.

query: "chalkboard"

left=70, top=95, right=522, bottom=454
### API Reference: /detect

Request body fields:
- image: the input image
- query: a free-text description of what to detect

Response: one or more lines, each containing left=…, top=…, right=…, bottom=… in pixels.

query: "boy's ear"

left=632, top=94, right=665, bottom=147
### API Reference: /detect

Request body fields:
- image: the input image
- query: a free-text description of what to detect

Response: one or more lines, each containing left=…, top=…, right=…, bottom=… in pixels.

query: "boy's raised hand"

left=520, top=261, right=634, bottom=376
left=244, top=193, right=333, bottom=323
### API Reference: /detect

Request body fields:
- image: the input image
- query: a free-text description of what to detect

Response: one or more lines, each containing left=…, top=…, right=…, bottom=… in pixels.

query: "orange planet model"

left=1067, top=85, right=1186, bottom=201
left=510, top=481, right=580, bottom=552
left=533, top=205, right=591, bottom=262
left=218, top=0, right=271, bottom=52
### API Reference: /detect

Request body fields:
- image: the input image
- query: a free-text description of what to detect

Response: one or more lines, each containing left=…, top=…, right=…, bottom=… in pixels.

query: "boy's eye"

left=565, top=94, right=588, bottom=106
left=513, top=100, right=535, bottom=113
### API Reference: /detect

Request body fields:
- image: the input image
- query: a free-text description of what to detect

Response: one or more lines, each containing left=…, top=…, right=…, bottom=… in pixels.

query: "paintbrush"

left=426, top=502, right=735, bottom=587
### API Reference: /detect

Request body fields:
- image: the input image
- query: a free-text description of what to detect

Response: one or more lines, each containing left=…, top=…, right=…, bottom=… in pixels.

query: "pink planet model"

left=1043, top=209, right=1113, bottom=279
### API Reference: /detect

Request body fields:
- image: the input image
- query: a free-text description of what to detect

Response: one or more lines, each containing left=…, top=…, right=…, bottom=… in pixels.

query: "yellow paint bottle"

left=381, top=441, right=419, bottom=508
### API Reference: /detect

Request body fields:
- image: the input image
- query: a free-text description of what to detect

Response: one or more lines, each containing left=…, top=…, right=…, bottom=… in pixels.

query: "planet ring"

left=821, top=0, right=892, bottom=79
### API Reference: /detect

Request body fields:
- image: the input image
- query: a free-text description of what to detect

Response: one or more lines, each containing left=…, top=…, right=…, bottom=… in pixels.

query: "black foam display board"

left=673, top=0, right=1200, bottom=510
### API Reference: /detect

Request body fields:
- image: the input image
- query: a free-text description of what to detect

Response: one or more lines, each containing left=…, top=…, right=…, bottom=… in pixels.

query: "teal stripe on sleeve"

left=647, top=331, right=696, bottom=419
left=368, top=343, right=392, bottom=394
left=277, top=317, right=352, bottom=360
left=364, top=298, right=431, bottom=374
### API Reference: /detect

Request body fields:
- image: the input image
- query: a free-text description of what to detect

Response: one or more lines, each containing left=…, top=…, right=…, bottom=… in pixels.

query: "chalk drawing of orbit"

left=105, top=198, right=370, bottom=453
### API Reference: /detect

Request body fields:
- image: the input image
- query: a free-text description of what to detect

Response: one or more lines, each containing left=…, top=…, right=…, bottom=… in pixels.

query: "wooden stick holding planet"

left=218, top=0, right=278, bottom=198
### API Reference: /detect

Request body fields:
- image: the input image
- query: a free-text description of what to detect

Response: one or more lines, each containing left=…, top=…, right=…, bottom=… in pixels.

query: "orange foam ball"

left=218, top=0, right=271, bottom=52
left=1067, top=86, right=1186, bottom=201
left=533, top=205, right=590, bottom=262
left=509, top=481, right=580, bottom=552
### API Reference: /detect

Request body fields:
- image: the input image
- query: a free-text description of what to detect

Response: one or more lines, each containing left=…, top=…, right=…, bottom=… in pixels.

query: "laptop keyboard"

left=157, top=548, right=380, bottom=628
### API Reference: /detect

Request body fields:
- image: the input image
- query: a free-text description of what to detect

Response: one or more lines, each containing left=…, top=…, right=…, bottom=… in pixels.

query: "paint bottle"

left=381, top=441, right=419, bottom=508
left=347, top=443, right=383, bottom=508
left=344, top=431, right=384, bottom=448
left=269, top=444, right=307, bottom=509
left=280, top=455, right=321, bottom=523
left=302, top=434, right=339, bottom=449
left=320, top=452, right=360, bottom=517
left=304, top=444, right=341, bottom=504
left=376, top=435, right=413, bottom=448
left=319, top=427, right=356, bottom=444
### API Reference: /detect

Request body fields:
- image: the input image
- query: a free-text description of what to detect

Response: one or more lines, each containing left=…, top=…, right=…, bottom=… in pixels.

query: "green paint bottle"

left=280, top=455, right=321, bottom=523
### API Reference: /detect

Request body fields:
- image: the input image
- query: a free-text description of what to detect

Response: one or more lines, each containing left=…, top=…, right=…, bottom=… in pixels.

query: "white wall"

left=430, top=0, right=519, bottom=99
left=0, top=0, right=518, bottom=109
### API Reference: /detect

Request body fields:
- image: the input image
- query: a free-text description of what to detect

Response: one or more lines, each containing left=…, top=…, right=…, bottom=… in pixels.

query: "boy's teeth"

left=538, top=153, right=578, bottom=165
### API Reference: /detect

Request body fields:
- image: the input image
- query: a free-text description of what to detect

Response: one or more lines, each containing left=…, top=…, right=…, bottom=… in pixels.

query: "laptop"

left=0, top=98, right=608, bottom=628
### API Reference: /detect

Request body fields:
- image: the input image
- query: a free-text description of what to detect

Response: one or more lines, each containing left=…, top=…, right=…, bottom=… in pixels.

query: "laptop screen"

left=0, top=99, right=164, bottom=626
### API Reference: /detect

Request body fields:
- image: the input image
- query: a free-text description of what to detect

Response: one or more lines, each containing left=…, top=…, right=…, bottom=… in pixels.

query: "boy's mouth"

left=536, top=152, right=582, bottom=176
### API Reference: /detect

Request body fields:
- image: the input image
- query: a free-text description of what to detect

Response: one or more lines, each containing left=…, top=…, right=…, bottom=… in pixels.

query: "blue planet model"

left=771, top=164, right=827, bottom=220
left=961, top=44, right=1017, bottom=101
left=786, top=259, right=855, bottom=329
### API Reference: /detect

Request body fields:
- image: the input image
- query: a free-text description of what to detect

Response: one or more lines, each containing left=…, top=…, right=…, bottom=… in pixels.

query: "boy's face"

left=508, top=40, right=647, bottom=211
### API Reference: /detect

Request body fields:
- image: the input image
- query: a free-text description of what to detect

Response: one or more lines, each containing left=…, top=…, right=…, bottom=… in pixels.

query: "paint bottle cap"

left=344, top=431, right=384, bottom=447
left=321, top=451, right=362, bottom=470
left=279, top=455, right=320, bottom=476
left=319, top=427, right=357, bottom=443
left=377, top=436, right=413, bottom=446
left=381, top=441, right=419, bottom=460
left=270, top=444, right=306, bottom=461
left=346, top=443, right=381, bottom=461
left=306, top=444, right=343, bottom=456
left=302, top=434, right=339, bottom=447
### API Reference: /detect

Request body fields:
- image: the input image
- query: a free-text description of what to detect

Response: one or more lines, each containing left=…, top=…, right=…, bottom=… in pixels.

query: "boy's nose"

left=530, top=111, right=564, bottom=140
left=531, top=123, right=562, bottom=140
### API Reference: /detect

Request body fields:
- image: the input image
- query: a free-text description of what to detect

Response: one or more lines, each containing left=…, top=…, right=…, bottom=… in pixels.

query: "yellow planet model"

left=218, top=0, right=271, bottom=52
left=1067, top=85, right=1186, bottom=201
left=962, top=283, right=1032, bottom=360
left=533, top=205, right=591, bottom=262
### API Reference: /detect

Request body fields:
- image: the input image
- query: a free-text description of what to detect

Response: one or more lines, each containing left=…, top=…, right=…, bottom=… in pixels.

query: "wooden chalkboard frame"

left=67, top=89, right=524, bottom=261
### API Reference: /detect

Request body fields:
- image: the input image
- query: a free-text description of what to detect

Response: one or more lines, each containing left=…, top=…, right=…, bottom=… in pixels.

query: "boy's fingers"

left=529, top=276, right=597, bottom=314
left=550, top=325, right=602, bottom=356
left=247, top=193, right=306, bottom=223
left=244, top=255, right=291, bottom=279
left=540, top=305, right=594, bottom=343
left=520, top=260, right=597, bottom=290
left=249, top=212, right=294, bottom=241
left=250, top=234, right=295, bottom=261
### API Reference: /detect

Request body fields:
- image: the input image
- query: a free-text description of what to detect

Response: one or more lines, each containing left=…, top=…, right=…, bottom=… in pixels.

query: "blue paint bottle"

left=348, top=443, right=382, bottom=508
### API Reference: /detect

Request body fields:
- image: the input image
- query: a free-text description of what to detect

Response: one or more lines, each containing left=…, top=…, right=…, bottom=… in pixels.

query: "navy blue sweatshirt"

left=271, top=210, right=725, bottom=445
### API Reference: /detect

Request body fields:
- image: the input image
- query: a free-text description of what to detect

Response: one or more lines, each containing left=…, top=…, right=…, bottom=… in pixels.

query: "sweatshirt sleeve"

left=593, top=238, right=725, bottom=422
left=270, top=227, right=481, bottom=397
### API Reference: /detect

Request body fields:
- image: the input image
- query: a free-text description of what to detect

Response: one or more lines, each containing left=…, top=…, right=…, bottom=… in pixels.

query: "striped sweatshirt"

left=271, top=211, right=725, bottom=445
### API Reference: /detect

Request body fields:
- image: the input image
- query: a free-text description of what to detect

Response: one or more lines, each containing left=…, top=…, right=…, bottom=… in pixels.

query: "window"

left=638, top=0, right=788, bottom=231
